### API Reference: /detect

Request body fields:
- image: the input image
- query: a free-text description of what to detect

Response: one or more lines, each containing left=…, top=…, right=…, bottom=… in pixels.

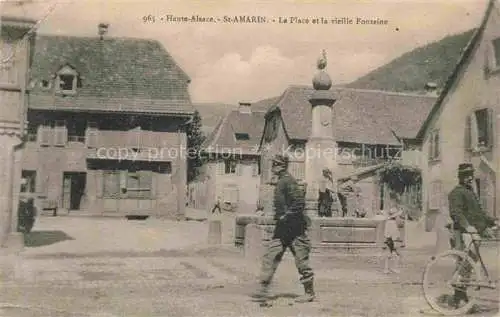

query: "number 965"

left=143, top=15, right=155, bottom=23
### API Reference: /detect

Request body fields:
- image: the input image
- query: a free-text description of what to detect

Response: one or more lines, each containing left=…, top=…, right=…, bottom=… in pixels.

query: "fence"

left=187, top=181, right=209, bottom=210
left=400, top=183, right=422, bottom=220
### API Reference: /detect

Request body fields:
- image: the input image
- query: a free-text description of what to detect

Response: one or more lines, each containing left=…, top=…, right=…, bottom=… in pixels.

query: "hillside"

left=347, top=29, right=476, bottom=92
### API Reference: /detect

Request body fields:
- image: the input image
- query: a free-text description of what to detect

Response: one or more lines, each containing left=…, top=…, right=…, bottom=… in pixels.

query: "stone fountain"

left=235, top=51, right=388, bottom=256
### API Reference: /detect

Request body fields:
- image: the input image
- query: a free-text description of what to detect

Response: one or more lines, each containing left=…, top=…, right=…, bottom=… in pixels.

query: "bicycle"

left=422, top=228, right=499, bottom=315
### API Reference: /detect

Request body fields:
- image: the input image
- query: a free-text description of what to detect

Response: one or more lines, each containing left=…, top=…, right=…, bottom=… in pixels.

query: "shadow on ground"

left=23, top=230, right=75, bottom=247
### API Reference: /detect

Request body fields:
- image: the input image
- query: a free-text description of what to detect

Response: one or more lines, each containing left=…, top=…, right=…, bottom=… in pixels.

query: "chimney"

left=98, top=23, right=109, bottom=40
left=238, top=102, right=252, bottom=114
left=424, top=82, right=438, bottom=95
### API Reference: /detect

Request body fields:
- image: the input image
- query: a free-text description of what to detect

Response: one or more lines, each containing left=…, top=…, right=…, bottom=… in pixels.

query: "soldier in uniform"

left=251, top=154, right=315, bottom=303
left=448, top=163, right=497, bottom=307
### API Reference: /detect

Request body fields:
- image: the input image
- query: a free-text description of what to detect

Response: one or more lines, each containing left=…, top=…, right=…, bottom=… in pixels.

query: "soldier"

left=448, top=163, right=497, bottom=307
left=251, top=154, right=315, bottom=303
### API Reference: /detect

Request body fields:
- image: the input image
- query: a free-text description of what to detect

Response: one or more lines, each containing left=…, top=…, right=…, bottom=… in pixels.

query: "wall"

left=207, top=156, right=260, bottom=213
left=21, top=118, right=187, bottom=218
left=421, top=9, right=500, bottom=230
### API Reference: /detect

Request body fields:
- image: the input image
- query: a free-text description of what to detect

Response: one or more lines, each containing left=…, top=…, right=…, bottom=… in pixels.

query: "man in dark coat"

left=448, top=163, right=497, bottom=307
left=251, top=154, right=315, bottom=303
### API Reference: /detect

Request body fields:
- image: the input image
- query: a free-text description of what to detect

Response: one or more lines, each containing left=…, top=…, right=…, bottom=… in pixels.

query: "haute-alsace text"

left=142, top=14, right=268, bottom=24
left=143, top=14, right=218, bottom=23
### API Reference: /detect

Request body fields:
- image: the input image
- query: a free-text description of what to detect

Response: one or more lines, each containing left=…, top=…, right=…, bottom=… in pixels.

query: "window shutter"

left=252, top=161, right=259, bottom=177
left=428, top=132, right=434, bottom=160
left=39, top=126, right=51, bottom=146
left=103, top=171, right=119, bottom=198
left=216, top=161, right=224, bottom=175
left=236, top=161, right=243, bottom=176
left=434, top=130, right=440, bottom=159
left=95, top=170, right=104, bottom=198
left=470, top=112, right=479, bottom=150
left=486, top=108, right=494, bottom=148
left=86, top=129, right=99, bottom=148
left=54, top=127, right=67, bottom=146
left=139, top=170, right=153, bottom=198
left=465, top=115, right=472, bottom=151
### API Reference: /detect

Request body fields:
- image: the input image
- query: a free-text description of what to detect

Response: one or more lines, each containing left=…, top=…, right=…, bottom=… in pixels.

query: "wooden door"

left=62, top=174, right=71, bottom=209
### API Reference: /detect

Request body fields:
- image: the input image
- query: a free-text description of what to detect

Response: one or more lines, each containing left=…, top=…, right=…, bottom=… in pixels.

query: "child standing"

left=383, top=205, right=403, bottom=274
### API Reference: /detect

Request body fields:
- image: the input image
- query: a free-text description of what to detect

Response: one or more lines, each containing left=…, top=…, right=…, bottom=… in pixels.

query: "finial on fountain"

left=317, top=49, right=327, bottom=70
left=312, top=49, right=332, bottom=90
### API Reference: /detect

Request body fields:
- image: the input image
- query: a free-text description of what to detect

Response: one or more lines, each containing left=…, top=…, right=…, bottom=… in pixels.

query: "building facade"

left=418, top=0, right=500, bottom=230
left=0, top=16, right=36, bottom=248
left=21, top=30, right=194, bottom=218
left=258, top=85, right=436, bottom=217
left=198, top=102, right=267, bottom=212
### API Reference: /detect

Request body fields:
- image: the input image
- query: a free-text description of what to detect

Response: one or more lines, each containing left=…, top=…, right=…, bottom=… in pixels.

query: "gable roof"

left=193, top=103, right=237, bottom=136
left=416, top=0, right=497, bottom=140
left=202, top=109, right=267, bottom=155
left=28, top=35, right=193, bottom=115
left=265, top=85, right=437, bottom=145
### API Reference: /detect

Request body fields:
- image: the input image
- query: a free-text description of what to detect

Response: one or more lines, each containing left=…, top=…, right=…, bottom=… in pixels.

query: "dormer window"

left=235, top=133, right=250, bottom=140
left=40, top=80, right=51, bottom=90
left=55, top=65, right=78, bottom=95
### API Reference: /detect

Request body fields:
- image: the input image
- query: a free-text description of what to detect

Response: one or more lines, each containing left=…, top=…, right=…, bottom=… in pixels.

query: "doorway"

left=62, top=172, right=87, bottom=210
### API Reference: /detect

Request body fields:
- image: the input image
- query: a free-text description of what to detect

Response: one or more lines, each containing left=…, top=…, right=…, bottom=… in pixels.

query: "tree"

left=377, top=162, right=421, bottom=195
left=186, top=110, right=205, bottom=183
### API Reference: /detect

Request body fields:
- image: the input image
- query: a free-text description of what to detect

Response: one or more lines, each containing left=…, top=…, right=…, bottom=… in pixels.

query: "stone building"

left=199, top=101, right=271, bottom=212
left=258, top=84, right=437, bottom=217
left=0, top=15, right=37, bottom=249
left=417, top=0, right=500, bottom=230
left=20, top=26, right=194, bottom=218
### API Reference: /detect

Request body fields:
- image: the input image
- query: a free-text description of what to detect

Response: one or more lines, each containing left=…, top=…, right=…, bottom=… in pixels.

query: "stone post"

left=304, top=50, right=337, bottom=221
left=0, top=16, right=37, bottom=251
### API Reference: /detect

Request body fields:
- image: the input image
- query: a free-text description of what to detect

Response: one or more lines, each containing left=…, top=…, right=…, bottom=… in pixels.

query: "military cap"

left=272, top=154, right=289, bottom=166
left=458, top=163, right=474, bottom=175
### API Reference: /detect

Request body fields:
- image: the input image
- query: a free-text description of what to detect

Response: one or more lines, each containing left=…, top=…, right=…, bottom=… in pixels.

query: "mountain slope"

left=347, top=29, right=476, bottom=92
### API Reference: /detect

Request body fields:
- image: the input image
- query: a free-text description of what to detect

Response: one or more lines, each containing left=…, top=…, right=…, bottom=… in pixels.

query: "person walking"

left=211, top=196, right=222, bottom=214
left=251, top=154, right=315, bottom=303
left=447, top=163, right=497, bottom=308
left=383, top=192, right=404, bottom=274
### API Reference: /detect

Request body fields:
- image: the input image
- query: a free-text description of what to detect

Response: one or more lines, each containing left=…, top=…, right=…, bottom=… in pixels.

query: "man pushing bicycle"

left=447, top=163, right=497, bottom=308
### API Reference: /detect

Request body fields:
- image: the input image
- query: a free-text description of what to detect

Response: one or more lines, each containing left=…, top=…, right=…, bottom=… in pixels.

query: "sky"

left=0, top=0, right=490, bottom=104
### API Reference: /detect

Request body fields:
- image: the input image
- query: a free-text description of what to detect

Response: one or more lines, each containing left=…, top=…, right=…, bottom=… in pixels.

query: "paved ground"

left=1, top=214, right=499, bottom=317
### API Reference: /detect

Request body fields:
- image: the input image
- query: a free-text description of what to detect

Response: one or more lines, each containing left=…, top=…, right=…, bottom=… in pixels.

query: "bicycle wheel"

left=422, top=250, right=481, bottom=316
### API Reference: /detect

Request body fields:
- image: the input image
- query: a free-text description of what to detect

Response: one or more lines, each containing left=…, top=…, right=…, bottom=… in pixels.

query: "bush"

left=18, top=198, right=37, bottom=233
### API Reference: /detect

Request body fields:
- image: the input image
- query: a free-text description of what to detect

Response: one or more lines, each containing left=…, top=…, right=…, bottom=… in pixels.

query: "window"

left=492, top=37, right=500, bottom=68
left=103, top=171, right=120, bottom=198
left=54, top=120, right=67, bottom=147
left=264, top=112, right=279, bottom=143
left=428, top=180, right=444, bottom=210
left=40, top=79, right=51, bottom=90
left=56, top=65, right=78, bottom=94
left=20, top=170, right=36, bottom=193
left=86, top=121, right=99, bottom=148
left=466, top=108, right=494, bottom=151
left=235, top=133, right=250, bottom=140
left=252, top=160, right=261, bottom=177
left=224, top=159, right=237, bottom=174
left=38, top=121, right=52, bottom=146
left=68, top=120, right=86, bottom=143
left=428, top=129, right=440, bottom=161
left=26, top=121, right=37, bottom=142
left=102, top=169, right=153, bottom=199
left=223, top=185, right=239, bottom=204
left=126, top=170, right=153, bottom=199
